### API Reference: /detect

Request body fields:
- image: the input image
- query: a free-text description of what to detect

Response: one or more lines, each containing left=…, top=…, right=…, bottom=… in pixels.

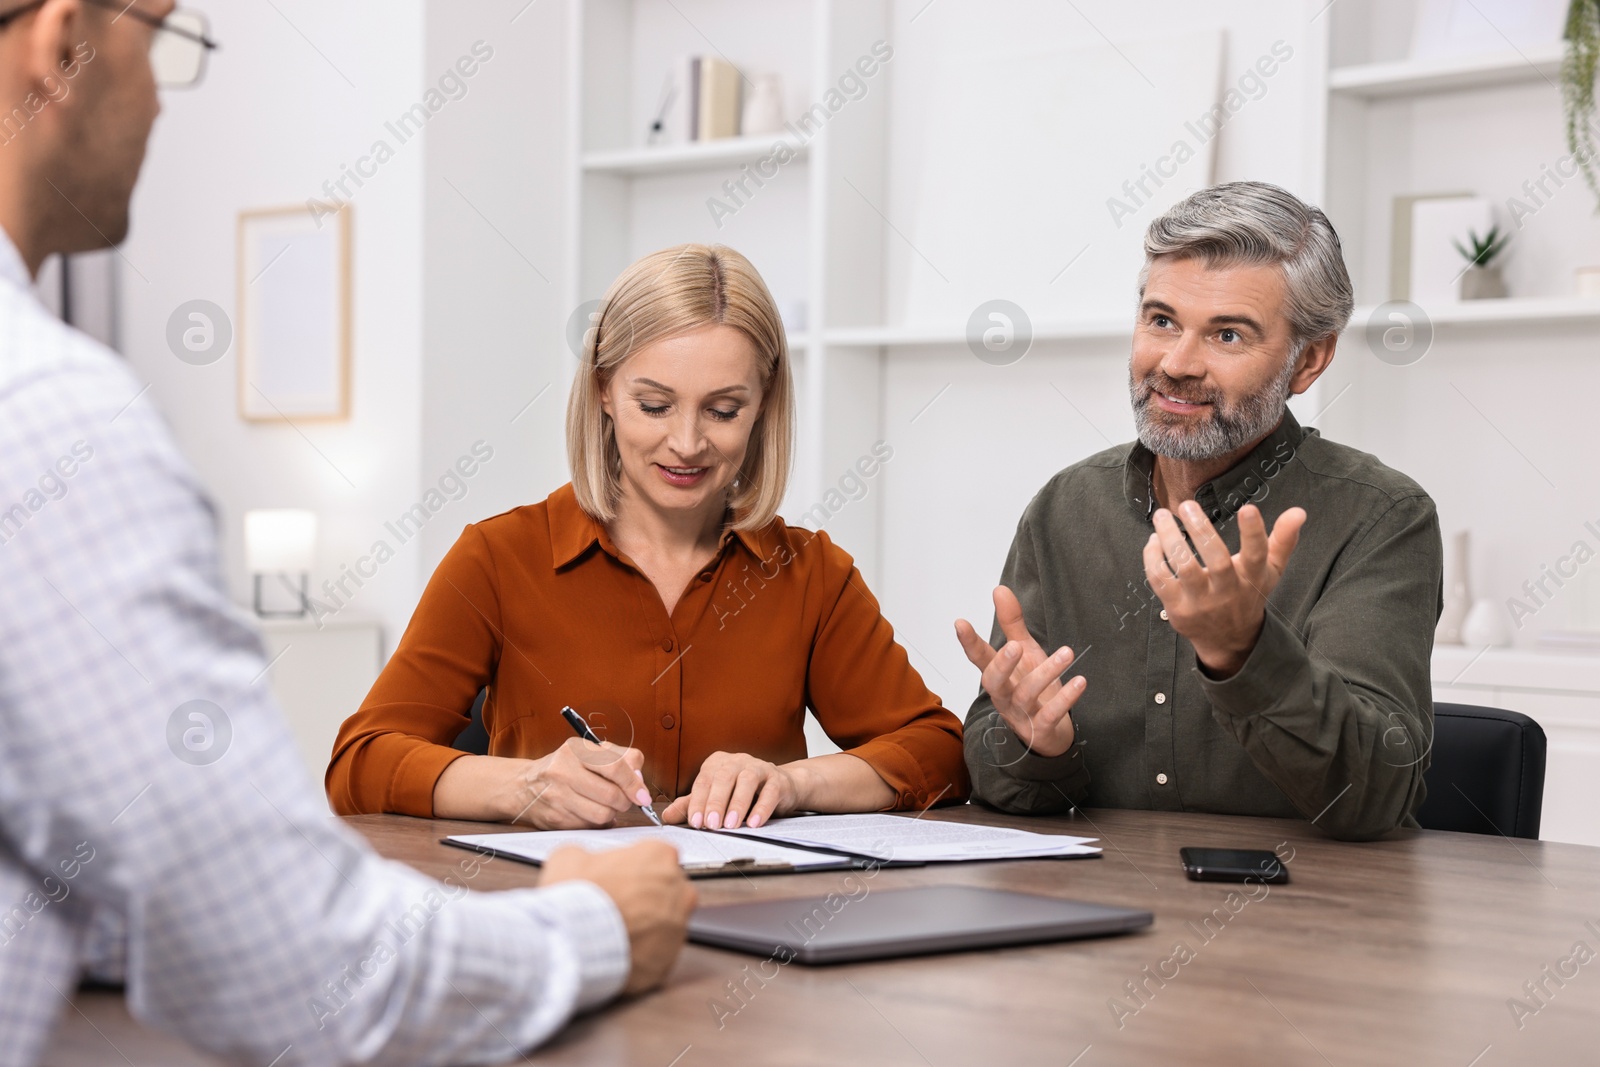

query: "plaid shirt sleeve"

left=0, top=279, right=628, bottom=1067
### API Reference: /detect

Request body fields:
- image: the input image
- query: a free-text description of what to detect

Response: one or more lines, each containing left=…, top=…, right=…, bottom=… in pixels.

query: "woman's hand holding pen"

left=510, top=738, right=656, bottom=830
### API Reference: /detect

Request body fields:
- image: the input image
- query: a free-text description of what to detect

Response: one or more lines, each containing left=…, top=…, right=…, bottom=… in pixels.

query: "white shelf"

left=1329, top=44, right=1565, bottom=99
left=1353, top=296, right=1600, bottom=328
left=825, top=318, right=1132, bottom=348
left=582, top=133, right=809, bottom=176
left=1434, top=645, right=1600, bottom=694
left=834, top=303, right=1599, bottom=349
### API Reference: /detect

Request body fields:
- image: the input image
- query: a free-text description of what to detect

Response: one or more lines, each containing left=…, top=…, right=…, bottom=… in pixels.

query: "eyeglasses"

left=0, top=1, right=219, bottom=88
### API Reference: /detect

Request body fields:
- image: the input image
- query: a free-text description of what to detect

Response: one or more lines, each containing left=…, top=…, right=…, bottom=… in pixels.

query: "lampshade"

left=244, top=509, right=317, bottom=573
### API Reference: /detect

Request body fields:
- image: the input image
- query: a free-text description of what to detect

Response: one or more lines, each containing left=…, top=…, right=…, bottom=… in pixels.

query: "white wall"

left=121, top=0, right=427, bottom=648
left=419, top=0, right=580, bottom=580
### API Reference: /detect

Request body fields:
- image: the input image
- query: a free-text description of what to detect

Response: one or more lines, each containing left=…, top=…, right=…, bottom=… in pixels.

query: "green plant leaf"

left=1563, top=0, right=1600, bottom=211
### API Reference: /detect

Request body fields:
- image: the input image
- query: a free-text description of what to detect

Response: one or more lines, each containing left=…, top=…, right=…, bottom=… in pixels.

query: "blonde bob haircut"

left=566, top=243, right=794, bottom=531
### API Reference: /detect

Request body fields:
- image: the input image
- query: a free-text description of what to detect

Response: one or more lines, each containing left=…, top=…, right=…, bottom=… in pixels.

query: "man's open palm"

left=955, top=586, right=1085, bottom=758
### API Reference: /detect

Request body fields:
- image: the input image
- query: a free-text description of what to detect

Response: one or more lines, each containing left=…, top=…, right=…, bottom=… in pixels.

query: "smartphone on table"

left=1179, top=847, right=1289, bottom=884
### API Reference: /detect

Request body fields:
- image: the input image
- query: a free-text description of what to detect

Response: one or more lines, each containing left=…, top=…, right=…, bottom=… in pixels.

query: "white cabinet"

left=1432, top=647, right=1600, bottom=846
left=257, top=618, right=384, bottom=806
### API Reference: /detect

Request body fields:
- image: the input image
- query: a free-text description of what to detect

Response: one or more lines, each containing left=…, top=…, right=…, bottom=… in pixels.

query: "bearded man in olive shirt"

left=956, top=181, right=1442, bottom=841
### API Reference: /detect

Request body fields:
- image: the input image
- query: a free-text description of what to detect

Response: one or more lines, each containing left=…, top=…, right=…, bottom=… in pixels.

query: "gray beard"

left=1129, top=355, right=1296, bottom=461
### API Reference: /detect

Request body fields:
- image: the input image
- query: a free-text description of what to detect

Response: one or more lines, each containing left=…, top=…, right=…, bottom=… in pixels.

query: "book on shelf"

left=696, top=57, right=741, bottom=141
left=650, top=55, right=743, bottom=146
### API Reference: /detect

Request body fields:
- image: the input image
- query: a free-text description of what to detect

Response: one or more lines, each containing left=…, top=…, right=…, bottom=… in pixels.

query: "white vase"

left=741, top=74, right=785, bottom=136
left=1459, top=264, right=1507, bottom=300
left=1436, top=530, right=1471, bottom=646
left=1462, top=598, right=1512, bottom=647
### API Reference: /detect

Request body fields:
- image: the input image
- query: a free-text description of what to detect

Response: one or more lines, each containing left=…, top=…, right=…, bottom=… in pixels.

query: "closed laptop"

left=688, top=885, right=1153, bottom=964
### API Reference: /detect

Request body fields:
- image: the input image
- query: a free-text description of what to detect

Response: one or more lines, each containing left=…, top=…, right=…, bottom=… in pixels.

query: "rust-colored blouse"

left=326, top=483, right=969, bottom=816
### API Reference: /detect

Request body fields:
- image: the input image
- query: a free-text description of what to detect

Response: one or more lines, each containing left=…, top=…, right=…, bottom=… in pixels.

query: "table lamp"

left=244, top=508, right=316, bottom=618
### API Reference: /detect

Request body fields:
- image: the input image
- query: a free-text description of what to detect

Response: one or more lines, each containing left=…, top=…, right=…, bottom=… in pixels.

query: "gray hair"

left=1138, top=181, right=1354, bottom=351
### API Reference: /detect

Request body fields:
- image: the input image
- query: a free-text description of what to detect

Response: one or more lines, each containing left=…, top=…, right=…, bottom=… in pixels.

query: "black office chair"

left=1416, top=702, right=1546, bottom=839
left=452, top=688, right=491, bottom=755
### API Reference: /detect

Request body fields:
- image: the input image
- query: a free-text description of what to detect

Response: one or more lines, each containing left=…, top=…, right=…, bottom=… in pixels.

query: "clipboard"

left=441, top=827, right=908, bottom=879
left=443, top=838, right=848, bottom=879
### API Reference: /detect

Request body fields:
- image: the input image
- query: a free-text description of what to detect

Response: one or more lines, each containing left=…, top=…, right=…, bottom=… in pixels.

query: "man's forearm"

left=1200, top=610, right=1428, bottom=840
left=963, top=704, right=1089, bottom=815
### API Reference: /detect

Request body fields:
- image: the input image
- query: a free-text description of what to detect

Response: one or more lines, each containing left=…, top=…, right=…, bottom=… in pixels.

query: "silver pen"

left=560, top=705, right=663, bottom=826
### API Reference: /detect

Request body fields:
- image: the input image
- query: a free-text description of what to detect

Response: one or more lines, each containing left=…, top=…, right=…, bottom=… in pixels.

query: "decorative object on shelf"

left=245, top=508, right=317, bottom=618
left=1462, top=598, right=1514, bottom=647
left=1411, top=196, right=1493, bottom=305
left=1563, top=0, right=1600, bottom=208
left=237, top=205, right=351, bottom=422
left=1389, top=192, right=1470, bottom=300
left=1578, top=265, right=1600, bottom=297
left=1437, top=530, right=1473, bottom=646
left=742, top=74, right=786, bottom=137
left=650, top=55, right=743, bottom=146
left=647, top=70, right=680, bottom=145
left=1411, top=0, right=1567, bottom=59
left=1454, top=226, right=1510, bottom=299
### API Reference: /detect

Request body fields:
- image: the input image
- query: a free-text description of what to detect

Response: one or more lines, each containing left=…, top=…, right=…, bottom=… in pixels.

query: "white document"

left=447, top=826, right=846, bottom=872
left=727, top=814, right=1101, bottom=863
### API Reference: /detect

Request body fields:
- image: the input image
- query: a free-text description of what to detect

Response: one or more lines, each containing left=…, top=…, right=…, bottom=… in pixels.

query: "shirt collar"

left=0, top=226, right=34, bottom=296
left=548, top=481, right=767, bottom=569
left=1123, top=408, right=1308, bottom=526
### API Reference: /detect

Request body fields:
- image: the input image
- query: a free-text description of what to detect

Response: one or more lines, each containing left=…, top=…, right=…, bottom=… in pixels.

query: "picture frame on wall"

left=237, top=205, right=351, bottom=423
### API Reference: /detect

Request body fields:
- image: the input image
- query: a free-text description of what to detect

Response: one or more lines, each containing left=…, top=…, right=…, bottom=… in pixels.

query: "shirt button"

left=662, top=637, right=674, bottom=652
left=1156, top=773, right=1168, bottom=785
left=661, top=714, right=675, bottom=729
left=1160, top=609, right=1169, bottom=621
left=698, top=572, right=713, bottom=582
left=1154, top=692, right=1167, bottom=705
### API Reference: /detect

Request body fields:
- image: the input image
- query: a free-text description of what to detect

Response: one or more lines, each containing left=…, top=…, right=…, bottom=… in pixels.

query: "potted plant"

left=1454, top=226, right=1510, bottom=299
left=1568, top=0, right=1600, bottom=210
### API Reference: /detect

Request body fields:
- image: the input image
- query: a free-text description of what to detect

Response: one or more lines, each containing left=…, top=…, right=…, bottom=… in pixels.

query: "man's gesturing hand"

left=954, top=585, right=1085, bottom=758
left=1144, top=501, right=1305, bottom=679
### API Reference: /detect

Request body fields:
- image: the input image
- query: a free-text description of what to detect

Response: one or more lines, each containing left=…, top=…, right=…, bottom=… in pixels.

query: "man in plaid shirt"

left=0, top=2, right=694, bottom=1064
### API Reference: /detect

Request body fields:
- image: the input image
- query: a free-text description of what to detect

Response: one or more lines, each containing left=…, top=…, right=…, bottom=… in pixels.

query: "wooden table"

left=48, top=806, right=1600, bottom=1065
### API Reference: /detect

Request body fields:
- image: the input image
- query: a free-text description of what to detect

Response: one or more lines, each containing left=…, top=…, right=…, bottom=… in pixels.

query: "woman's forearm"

left=432, top=754, right=529, bottom=822
left=784, top=752, right=895, bottom=813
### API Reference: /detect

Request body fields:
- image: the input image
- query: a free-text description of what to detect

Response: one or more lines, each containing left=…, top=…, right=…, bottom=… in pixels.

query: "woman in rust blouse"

left=327, top=244, right=968, bottom=831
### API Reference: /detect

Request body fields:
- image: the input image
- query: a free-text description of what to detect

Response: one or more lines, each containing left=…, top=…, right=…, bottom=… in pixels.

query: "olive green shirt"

left=964, top=411, right=1442, bottom=841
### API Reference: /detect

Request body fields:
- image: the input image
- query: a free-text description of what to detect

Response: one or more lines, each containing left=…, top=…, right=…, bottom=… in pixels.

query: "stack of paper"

left=447, top=814, right=1100, bottom=877
left=730, top=813, right=1100, bottom=863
